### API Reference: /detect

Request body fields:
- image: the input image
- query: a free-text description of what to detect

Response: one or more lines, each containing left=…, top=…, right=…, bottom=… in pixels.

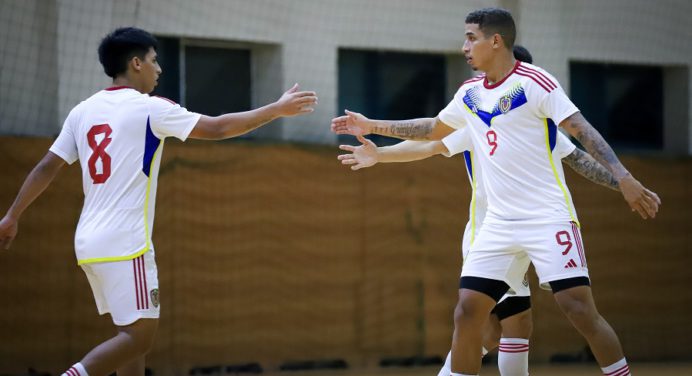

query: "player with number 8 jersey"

left=0, top=26, right=317, bottom=376
left=50, top=87, right=199, bottom=265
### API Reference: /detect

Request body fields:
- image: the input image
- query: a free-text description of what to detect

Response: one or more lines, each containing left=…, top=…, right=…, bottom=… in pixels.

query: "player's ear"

left=130, top=56, right=142, bottom=72
left=492, top=34, right=502, bottom=49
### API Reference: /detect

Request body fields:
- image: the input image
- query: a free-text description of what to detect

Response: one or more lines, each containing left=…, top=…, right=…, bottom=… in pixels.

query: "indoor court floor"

left=262, top=363, right=692, bottom=376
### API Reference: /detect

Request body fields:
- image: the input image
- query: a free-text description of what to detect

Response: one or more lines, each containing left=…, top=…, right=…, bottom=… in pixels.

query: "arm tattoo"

left=562, top=114, right=628, bottom=180
left=562, top=149, right=619, bottom=191
left=373, top=119, right=434, bottom=140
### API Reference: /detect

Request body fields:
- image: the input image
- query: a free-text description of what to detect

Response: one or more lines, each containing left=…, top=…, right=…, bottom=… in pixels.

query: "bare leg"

left=497, top=309, right=532, bottom=376
left=499, top=308, right=532, bottom=339
left=117, top=355, right=145, bottom=376
left=80, top=318, right=158, bottom=376
left=452, top=288, right=497, bottom=374
left=554, top=286, right=624, bottom=366
left=482, top=313, right=502, bottom=351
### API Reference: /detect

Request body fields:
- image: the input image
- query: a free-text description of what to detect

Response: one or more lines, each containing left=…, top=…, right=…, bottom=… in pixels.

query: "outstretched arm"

left=189, top=84, right=318, bottom=140
left=562, top=148, right=619, bottom=191
left=0, top=152, right=66, bottom=250
left=331, top=110, right=455, bottom=141
left=338, top=136, right=448, bottom=170
left=560, top=112, right=661, bottom=218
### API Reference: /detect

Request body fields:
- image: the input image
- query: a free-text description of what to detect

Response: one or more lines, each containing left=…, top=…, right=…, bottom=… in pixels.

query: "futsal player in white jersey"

left=336, top=46, right=621, bottom=376
left=331, top=8, right=659, bottom=376
left=0, top=27, right=317, bottom=376
left=338, top=126, right=620, bottom=376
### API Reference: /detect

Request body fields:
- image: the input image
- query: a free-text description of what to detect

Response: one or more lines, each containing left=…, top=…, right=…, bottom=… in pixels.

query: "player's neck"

left=111, top=76, right=144, bottom=93
left=484, top=55, right=517, bottom=85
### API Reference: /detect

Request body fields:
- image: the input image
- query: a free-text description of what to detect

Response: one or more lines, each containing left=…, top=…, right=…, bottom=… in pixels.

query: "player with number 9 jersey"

left=438, top=60, right=580, bottom=227
left=50, top=87, right=200, bottom=265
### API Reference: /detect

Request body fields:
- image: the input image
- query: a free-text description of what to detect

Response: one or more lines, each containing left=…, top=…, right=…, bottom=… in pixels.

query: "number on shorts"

left=486, top=130, right=498, bottom=156
left=87, top=124, right=113, bottom=184
left=555, top=230, right=572, bottom=255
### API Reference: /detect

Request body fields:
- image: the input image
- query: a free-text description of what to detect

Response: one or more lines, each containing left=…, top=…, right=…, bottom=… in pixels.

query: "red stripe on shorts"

left=137, top=256, right=145, bottom=309
left=141, top=255, right=149, bottom=309
left=133, top=258, right=140, bottom=310
left=571, top=222, right=586, bottom=267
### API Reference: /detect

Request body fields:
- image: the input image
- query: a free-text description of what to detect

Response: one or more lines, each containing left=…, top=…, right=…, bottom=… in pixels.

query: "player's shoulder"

left=146, top=95, right=181, bottom=112
left=514, top=62, right=559, bottom=93
left=460, top=74, right=486, bottom=91
left=150, top=95, right=178, bottom=105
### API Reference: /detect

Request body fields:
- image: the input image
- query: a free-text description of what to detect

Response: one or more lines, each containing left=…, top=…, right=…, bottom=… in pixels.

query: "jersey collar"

left=483, top=60, right=520, bottom=89
left=104, top=86, right=133, bottom=91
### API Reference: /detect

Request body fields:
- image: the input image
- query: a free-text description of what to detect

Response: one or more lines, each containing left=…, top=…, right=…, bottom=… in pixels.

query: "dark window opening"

left=338, top=49, right=447, bottom=146
left=570, top=62, right=663, bottom=150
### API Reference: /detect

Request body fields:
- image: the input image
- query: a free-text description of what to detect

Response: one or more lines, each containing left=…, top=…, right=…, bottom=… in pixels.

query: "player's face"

left=462, top=24, right=493, bottom=71
left=140, top=47, right=162, bottom=94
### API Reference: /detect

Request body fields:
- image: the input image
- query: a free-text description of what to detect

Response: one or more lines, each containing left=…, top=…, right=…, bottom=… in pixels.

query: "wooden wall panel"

left=0, top=137, right=689, bottom=374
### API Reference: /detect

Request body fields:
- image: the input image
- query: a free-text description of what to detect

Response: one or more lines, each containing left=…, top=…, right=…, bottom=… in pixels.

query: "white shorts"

left=461, top=221, right=589, bottom=288
left=461, top=221, right=530, bottom=300
left=81, top=250, right=160, bottom=326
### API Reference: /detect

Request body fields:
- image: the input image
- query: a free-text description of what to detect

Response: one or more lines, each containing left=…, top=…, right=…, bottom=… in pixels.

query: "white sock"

left=437, top=347, right=489, bottom=376
left=498, top=338, right=529, bottom=376
left=438, top=351, right=452, bottom=376
left=62, top=362, right=89, bottom=376
left=601, top=357, right=631, bottom=376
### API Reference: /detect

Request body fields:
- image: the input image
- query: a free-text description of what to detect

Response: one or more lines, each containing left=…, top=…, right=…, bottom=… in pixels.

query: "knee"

left=122, top=319, right=158, bottom=354
left=453, top=298, right=488, bottom=325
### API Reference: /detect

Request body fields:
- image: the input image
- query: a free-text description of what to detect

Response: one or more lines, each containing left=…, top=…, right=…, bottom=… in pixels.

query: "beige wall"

left=1, top=0, right=689, bottom=150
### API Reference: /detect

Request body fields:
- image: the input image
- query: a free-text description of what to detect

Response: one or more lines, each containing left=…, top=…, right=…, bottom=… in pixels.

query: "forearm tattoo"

left=563, top=115, right=627, bottom=179
left=563, top=149, right=620, bottom=191
left=373, top=119, right=434, bottom=140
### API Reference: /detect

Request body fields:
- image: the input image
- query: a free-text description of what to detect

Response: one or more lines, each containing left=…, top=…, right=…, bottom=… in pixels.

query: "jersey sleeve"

left=553, top=130, right=577, bottom=159
left=533, top=70, right=579, bottom=125
left=440, top=128, right=472, bottom=157
left=49, top=109, right=79, bottom=164
left=437, top=91, right=468, bottom=130
left=147, top=96, right=201, bottom=141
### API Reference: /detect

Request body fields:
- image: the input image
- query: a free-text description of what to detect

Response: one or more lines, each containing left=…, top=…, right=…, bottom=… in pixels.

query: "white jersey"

left=438, top=61, right=580, bottom=225
left=441, top=126, right=576, bottom=247
left=50, top=87, right=200, bottom=265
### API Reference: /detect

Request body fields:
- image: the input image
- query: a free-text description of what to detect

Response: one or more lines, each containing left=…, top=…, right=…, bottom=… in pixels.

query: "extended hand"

left=618, top=175, right=661, bottom=219
left=337, top=135, right=378, bottom=170
left=331, top=110, right=372, bottom=136
left=275, top=84, right=318, bottom=117
left=0, top=215, right=18, bottom=250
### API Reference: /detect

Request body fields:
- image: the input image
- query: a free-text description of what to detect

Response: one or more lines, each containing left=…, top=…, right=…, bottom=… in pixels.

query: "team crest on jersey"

left=150, top=288, right=160, bottom=308
left=499, top=95, right=512, bottom=113
left=463, top=83, right=528, bottom=127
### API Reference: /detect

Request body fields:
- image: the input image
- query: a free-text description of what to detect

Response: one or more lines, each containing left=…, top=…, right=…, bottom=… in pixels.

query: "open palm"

left=331, top=110, right=372, bottom=136
left=337, top=135, right=378, bottom=170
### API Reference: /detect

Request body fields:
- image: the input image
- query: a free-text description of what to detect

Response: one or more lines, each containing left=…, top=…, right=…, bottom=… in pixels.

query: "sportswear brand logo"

left=564, top=259, right=578, bottom=269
